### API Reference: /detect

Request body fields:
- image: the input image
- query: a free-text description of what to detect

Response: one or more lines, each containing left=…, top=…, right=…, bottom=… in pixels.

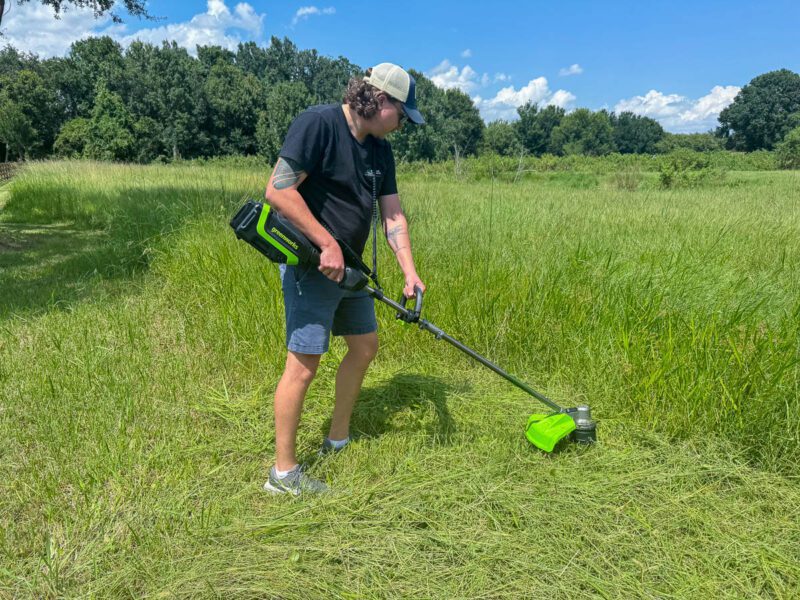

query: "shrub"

left=54, top=118, right=90, bottom=159
left=658, top=149, right=727, bottom=188
left=656, top=132, right=724, bottom=153
left=775, top=126, right=800, bottom=169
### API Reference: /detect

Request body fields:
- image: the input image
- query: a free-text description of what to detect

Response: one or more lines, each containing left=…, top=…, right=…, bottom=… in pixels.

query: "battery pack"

left=229, top=200, right=319, bottom=266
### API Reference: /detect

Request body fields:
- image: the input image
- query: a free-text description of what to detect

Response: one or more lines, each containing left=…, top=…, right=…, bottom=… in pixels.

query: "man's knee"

left=346, top=333, right=379, bottom=365
left=284, top=352, right=322, bottom=385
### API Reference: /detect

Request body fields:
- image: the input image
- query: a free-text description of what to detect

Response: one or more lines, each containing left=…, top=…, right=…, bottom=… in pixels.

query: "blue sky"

left=2, top=0, right=799, bottom=132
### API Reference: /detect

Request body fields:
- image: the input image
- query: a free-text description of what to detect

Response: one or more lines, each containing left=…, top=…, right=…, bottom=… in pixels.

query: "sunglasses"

left=391, top=99, right=409, bottom=125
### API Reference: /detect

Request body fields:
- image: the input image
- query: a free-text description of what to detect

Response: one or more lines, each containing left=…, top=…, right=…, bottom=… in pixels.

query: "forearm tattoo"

left=272, top=157, right=303, bottom=190
left=386, top=224, right=409, bottom=254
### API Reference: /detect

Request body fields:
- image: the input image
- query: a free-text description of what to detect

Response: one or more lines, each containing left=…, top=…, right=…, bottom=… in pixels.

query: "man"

left=263, top=63, right=426, bottom=495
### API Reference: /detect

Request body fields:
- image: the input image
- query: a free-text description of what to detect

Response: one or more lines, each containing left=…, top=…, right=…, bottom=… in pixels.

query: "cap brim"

left=403, top=105, right=425, bottom=125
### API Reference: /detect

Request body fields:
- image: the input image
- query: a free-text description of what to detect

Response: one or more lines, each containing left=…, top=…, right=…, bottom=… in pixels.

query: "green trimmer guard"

left=526, top=413, right=577, bottom=452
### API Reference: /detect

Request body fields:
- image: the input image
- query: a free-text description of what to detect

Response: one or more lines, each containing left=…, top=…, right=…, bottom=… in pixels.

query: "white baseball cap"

left=364, top=63, right=425, bottom=125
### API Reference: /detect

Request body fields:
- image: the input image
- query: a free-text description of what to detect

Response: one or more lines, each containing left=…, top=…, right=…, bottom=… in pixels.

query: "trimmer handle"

left=397, top=286, right=424, bottom=323
left=339, top=267, right=369, bottom=291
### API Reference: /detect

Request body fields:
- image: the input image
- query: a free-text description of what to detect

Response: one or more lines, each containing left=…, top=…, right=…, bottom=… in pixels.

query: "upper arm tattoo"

left=272, top=157, right=304, bottom=190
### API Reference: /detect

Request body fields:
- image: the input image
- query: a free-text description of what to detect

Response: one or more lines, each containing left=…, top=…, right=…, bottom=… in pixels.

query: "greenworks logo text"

left=271, top=227, right=299, bottom=250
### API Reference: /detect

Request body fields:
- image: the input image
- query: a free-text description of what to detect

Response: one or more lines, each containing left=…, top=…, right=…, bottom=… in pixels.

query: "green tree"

left=131, top=116, right=162, bottom=162
left=204, top=62, right=264, bottom=155
left=717, top=69, right=800, bottom=151
left=436, top=88, right=485, bottom=159
left=197, top=45, right=235, bottom=71
left=297, top=49, right=360, bottom=104
left=515, top=103, right=565, bottom=156
left=550, top=108, right=615, bottom=156
left=58, top=37, right=127, bottom=118
left=256, top=37, right=359, bottom=104
left=256, top=80, right=311, bottom=163
left=611, top=112, right=665, bottom=154
left=0, top=0, right=150, bottom=27
left=776, top=126, right=800, bottom=169
left=0, top=45, right=40, bottom=78
left=262, top=37, right=302, bottom=86
left=123, top=41, right=207, bottom=159
left=0, top=69, right=59, bottom=158
left=53, top=116, right=89, bottom=157
left=480, top=120, right=523, bottom=156
left=85, top=82, right=134, bottom=160
left=0, top=97, right=35, bottom=160
left=236, top=41, right=269, bottom=79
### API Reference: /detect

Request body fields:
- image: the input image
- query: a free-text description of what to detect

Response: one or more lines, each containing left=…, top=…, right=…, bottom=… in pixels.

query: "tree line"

left=0, top=35, right=798, bottom=164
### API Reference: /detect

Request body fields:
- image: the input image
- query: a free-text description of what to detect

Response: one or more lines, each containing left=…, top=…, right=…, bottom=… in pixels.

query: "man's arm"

left=266, top=157, right=344, bottom=282
left=379, top=193, right=425, bottom=297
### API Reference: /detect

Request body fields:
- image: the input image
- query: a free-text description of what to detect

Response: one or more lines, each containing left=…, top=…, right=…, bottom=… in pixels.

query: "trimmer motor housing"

left=565, top=405, right=597, bottom=444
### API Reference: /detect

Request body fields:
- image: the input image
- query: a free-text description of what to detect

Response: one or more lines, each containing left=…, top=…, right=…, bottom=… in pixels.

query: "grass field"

left=1, top=161, right=799, bottom=597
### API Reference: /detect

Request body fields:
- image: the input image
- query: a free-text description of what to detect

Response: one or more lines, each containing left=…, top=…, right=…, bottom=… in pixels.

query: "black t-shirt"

left=278, top=104, right=398, bottom=256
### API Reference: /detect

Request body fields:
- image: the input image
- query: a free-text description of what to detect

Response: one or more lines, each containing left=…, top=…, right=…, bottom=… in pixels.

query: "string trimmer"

left=230, top=200, right=597, bottom=451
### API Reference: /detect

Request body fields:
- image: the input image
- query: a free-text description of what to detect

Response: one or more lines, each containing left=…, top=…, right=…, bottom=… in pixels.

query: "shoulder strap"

left=370, top=142, right=382, bottom=290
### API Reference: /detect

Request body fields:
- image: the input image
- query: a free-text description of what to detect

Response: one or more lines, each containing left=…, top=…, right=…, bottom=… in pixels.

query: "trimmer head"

left=563, top=405, right=597, bottom=445
left=526, top=405, right=597, bottom=452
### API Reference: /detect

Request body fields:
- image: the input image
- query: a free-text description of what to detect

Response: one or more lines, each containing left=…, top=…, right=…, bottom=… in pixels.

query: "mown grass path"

left=1, top=162, right=798, bottom=597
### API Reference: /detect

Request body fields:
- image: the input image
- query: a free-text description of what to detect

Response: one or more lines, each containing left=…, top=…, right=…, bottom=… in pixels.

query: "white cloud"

left=473, top=76, right=576, bottom=121
left=679, top=85, right=740, bottom=122
left=119, top=1, right=264, bottom=54
left=615, top=90, right=685, bottom=118
left=0, top=0, right=266, bottom=57
left=559, top=63, right=583, bottom=77
left=292, top=6, right=336, bottom=26
left=614, top=85, right=740, bottom=132
left=549, top=89, right=577, bottom=107
left=492, top=77, right=549, bottom=106
left=427, top=59, right=515, bottom=98
left=427, top=59, right=482, bottom=93
left=0, top=2, right=111, bottom=56
left=460, top=48, right=472, bottom=58
left=427, top=61, right=575, bottom=122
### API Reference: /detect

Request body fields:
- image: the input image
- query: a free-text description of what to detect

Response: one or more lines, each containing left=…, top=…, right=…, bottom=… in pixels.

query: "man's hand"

left=404, top=274, right=426, bottom=298
left=319, top=242, right=345, bottom=283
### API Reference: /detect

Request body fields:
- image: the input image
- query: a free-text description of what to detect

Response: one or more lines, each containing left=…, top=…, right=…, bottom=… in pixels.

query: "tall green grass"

left=1, top=161, right=799, bottom=597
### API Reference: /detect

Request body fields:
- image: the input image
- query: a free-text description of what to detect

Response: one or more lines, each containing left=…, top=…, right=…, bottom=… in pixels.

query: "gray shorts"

left=279, top=263, right=377, bottom=355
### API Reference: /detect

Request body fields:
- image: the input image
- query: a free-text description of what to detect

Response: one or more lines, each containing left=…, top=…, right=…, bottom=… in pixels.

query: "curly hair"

left=343, top=68, right=384, bottom=119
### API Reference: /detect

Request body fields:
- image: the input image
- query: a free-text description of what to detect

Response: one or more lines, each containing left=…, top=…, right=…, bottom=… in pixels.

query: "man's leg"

left=274, top=350, right=322, bottom=470
left=328, top=332, right=378, bottom=441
